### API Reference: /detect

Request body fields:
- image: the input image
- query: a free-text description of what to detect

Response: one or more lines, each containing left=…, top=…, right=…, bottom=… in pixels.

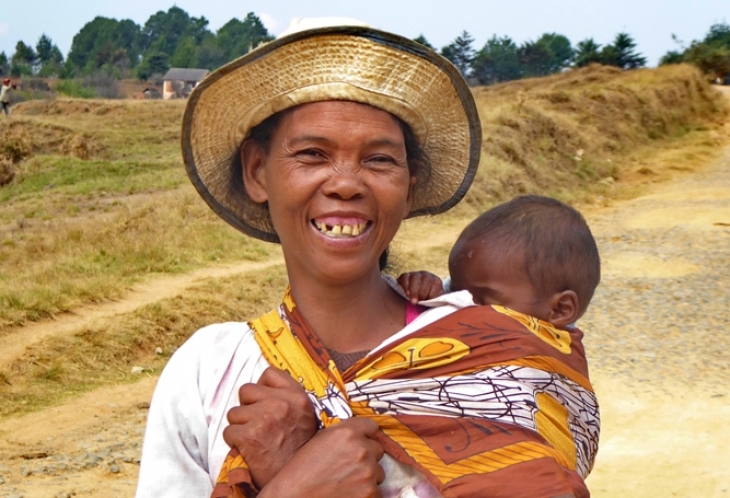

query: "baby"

left=390, top=194, right=602, bottom=494
left=398, top=194, right=601, bottom=330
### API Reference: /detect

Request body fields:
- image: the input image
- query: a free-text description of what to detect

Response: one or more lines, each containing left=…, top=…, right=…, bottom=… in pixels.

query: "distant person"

left=1, top=78, right=14, bottom=116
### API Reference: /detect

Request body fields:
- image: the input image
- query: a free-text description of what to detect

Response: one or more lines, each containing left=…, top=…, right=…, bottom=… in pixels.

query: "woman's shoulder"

left=155, top=319, right=270, bottom=404
left=171, top=321, right=259, bottom=368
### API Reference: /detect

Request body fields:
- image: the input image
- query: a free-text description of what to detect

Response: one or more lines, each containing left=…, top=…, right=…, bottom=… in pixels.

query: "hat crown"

left=277, top=17, right=372, bottom=39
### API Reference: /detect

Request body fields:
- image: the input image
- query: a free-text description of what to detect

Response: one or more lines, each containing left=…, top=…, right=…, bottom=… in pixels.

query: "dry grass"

left=461, top=64, right=729, bottom=213
left=0, top=65, right=729, bottom=417
left=0, top=265, right=289, bottom=417
left=0, top=99, right=271, bottom=328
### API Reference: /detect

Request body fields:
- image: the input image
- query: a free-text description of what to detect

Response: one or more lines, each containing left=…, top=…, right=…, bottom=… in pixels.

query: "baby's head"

left=448, top=195, right=601, bottom=328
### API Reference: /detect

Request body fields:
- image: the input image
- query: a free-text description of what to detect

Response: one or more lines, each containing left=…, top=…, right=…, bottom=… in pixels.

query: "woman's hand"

left=397, top=271, right=444, bottom=304
left=223, top=367, right=318, bottom=489
left=260, top=418, right=385, bottom=498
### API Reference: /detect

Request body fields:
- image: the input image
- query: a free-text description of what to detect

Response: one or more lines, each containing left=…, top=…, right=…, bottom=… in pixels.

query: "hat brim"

left=182, top=26, right=481, bottom=243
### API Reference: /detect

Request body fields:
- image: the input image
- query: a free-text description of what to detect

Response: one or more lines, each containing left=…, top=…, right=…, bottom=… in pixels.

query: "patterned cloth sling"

left=212, top=288, right=599, bottom=498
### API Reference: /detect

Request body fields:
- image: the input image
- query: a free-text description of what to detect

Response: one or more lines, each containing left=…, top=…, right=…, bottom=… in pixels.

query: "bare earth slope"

left=1, top=94, right=730, bottom=498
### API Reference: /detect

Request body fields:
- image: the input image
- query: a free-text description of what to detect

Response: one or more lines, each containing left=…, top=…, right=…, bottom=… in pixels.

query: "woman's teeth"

left=314, top=221, right=367, bottom=237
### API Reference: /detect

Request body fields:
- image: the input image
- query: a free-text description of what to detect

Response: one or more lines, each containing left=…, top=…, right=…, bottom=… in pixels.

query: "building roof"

left=163, top=68, right=210, bottom=82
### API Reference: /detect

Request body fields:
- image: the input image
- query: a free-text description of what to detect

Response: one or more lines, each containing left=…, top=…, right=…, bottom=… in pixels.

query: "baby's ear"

left=548, top=290, right=579, bottom=329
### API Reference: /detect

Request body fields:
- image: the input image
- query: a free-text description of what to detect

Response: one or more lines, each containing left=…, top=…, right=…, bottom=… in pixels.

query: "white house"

left=162, top=68, right=210, bottom=100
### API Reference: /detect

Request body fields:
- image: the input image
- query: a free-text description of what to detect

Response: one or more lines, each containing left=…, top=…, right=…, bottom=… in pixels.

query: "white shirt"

left=135, top=290, right=473, bottom=497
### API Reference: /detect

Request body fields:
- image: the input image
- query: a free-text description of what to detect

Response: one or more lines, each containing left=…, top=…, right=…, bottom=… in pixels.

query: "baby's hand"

left=397, top=271, right=444, bottom=304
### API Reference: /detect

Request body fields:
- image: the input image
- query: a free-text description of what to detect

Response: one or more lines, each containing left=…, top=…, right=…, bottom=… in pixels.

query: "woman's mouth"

left=312, top=219, right=370, bottom=238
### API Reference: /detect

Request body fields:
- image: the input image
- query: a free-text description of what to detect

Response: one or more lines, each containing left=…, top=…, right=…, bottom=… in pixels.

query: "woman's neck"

left=288, top=268, right=406, bottom=353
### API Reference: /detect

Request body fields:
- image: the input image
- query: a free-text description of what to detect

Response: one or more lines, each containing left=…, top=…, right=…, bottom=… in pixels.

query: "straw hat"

left=182, top=21, right=481, bottom=243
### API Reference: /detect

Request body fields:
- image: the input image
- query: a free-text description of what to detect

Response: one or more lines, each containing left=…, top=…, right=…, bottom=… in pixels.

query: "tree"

left=538, top=33, right=573, bottom=72
left=11, top=41, right=36, bottom=75
left=472, top=35, right=522, bottom=84
left=216, top=13, right=273, bottom=62
left=192, top=34, right=227, bottom=70
left=601, top=32, right=646, bottom=69
left=0, top=52, right=9, bottom=76
left=659, top=23, right=730, bottom=78
left=682, top=41, right=730, bottom=80
left=137, top=51, right=170, bottom=80
left=140, top=7, right=210, bottom=58
left=519, top=38, right=554, bottom=77
left=441, top=31, right=475, bottom=77
left=413, top=35, right=435, bottom=50
left=659, top=50, right=684, bottom=65
left=67, top=17, right=142, bottom=75
left=170, top=36, right=197, bottom=68
left=574, top=38, right=603, bottom=67
left=36, top=34, right=54, bottom=65
left=704, top=22, right=730, bottom=47
left=12, top=41, right=36, bottom=65
left=35, top=34, right=64, bottom=77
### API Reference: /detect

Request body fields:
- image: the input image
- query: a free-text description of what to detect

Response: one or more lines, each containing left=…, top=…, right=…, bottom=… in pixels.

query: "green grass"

left=54, top=80, right=97, bottom=99
left=0, top=155, right=185, bottom=202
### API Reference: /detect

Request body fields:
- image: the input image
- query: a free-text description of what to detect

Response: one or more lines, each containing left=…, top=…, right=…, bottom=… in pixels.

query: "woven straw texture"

left=183, top=28, right=480, bottom=242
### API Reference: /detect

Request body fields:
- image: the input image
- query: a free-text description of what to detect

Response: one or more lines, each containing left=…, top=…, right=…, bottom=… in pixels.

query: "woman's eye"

left=297, top=149, right=324, bottom=159
left=366, top=155, right=397, bottom=166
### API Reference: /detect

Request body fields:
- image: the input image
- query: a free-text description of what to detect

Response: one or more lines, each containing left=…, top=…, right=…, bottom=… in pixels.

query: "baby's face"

left=449, top=239, right=553, bottom=321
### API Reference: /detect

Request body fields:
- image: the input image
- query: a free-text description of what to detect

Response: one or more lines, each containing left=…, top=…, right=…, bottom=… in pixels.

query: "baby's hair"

left=450, top=195, right=601, bottom=317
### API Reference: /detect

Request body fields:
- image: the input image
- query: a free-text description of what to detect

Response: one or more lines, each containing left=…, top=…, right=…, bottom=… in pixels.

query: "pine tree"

left=574, top=39, right=602, bottom=67
left=441, top=31, right=475, bottom=77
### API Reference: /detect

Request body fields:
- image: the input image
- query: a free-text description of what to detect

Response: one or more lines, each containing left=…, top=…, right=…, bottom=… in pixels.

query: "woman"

left=137, top=21, right=593, bottom=498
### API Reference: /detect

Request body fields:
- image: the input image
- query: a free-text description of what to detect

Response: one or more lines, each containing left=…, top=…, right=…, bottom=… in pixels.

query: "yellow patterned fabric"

left=212, top=288, right=599, bottom=498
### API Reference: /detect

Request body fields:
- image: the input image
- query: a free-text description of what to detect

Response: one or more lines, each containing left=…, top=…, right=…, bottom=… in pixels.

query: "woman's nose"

left=321, top=164, right=367, bottom=200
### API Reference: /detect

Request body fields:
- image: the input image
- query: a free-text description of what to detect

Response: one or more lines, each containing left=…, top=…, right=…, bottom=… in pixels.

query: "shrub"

left=54, top=80, right=96, bottom=99
left=82, top=73, right=120, bottom=99
left=25, top=79, right=52, bottom=92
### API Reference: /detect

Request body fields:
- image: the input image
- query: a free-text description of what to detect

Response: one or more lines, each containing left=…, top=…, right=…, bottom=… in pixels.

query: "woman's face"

left=243, top=101, right=416, bottom=286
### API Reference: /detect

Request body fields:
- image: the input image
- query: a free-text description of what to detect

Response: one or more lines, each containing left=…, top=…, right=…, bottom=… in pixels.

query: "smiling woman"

left=133, top=19, right=599, bottom=498
left=242, top=102, right=416, bottom=314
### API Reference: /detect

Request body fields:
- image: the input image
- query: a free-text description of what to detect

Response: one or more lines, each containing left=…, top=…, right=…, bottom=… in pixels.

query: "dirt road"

left=1, top=124, right=729, bottom=497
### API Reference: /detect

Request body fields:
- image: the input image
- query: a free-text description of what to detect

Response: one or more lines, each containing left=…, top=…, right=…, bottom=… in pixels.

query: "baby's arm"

left=397, top=271, right=445, bottom=304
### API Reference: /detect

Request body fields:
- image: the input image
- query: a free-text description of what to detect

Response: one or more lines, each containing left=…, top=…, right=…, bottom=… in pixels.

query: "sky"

left=1, top=0, right=729, bottom=67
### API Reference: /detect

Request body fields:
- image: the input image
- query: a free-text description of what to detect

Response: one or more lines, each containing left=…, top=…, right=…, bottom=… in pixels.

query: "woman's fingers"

left=260, top=417, right=385, bottom=498
left=257, top=366, right=304, bottom=389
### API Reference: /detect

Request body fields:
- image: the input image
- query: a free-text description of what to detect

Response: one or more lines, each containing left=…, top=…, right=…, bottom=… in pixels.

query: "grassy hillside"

left=0, top=64, right=726, bottom=330
left=462, top=63, right=728, bottom=212
left=0, top=63, right=728, bottom=416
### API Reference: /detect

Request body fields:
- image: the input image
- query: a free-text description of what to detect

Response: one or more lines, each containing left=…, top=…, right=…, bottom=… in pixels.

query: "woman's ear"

left=241, top=139, right=268, bottom=203
left=548, top=290, right=580, bottom=329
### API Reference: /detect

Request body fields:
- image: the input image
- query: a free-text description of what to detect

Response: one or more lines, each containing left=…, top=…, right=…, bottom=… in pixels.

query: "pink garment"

left=405, top=301, right=426, bottom=325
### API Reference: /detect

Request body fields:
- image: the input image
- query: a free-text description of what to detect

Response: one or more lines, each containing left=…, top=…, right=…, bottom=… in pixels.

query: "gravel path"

left=1, top=147, right=729, bottom=497
left=580, top=155, right=730, bottom=395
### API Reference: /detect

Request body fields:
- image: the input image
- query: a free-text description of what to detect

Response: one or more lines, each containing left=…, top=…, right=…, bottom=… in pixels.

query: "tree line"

left=0, top=7, right=272, bottom=80
left=419, top=30, right=646, bottom=85
left=660, top=23, right=730, bottom=82
left=0, top=6, right=658, bottom=86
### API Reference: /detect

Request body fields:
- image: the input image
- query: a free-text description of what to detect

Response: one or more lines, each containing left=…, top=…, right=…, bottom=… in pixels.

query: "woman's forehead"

left=274, top=101, right=405, bottom=141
